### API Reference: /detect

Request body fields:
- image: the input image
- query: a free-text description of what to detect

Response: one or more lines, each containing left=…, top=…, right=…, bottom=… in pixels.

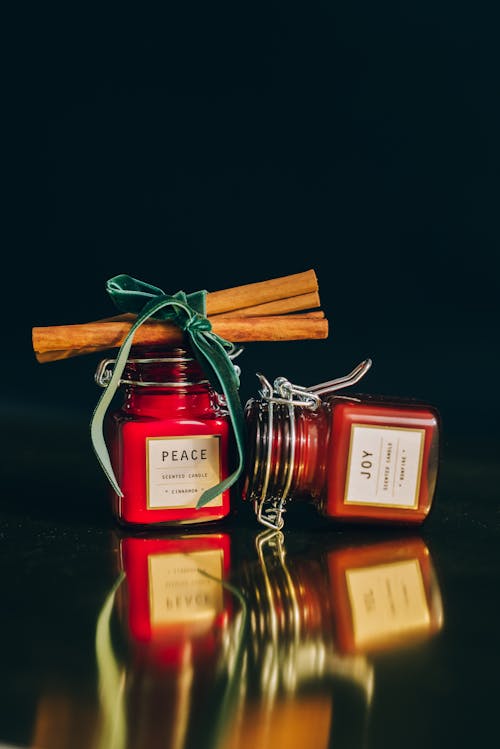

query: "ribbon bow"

left=90, top=274, right=246, bottom=508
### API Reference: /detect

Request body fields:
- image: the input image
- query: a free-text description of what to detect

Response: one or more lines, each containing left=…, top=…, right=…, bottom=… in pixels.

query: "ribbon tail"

left=95, top=571, right=127, bottom=749
left=90, top=295, right=193, bottom=496
left=189, top=331, right=247, bottom=508
left=90, top=326, right=141, bottom=497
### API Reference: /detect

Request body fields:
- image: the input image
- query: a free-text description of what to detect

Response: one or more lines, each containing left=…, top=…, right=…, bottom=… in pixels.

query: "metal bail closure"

left=249, top=359, right=372, bottom=531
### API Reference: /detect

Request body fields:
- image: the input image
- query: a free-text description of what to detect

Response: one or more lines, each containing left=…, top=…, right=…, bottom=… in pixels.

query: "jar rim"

left=95, top=353, right=209, bottom=388
left=118, top=353, right=209, bottom=387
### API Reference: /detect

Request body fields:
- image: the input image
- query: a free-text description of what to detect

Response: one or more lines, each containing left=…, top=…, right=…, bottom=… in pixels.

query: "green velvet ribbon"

left=90, top=274, right=246, bottom=508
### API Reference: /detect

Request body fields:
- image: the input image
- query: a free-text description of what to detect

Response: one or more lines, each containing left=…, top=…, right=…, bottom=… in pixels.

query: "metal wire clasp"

left=306, top=358, right=372, bottom=396
left=251, top=358, right=373, bottom=531
left=256, top=358, right=372, bottom=409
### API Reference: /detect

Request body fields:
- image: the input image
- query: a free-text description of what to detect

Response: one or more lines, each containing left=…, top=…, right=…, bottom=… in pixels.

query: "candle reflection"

left=326, top=536, right=444, bottom=655
left=94, top=531, right=239, bottom=749
left=86, top=529, right=444, bottom=749
left=222, top=529, right=374, bottom=749
left=116, top=534, right=232, bottom=653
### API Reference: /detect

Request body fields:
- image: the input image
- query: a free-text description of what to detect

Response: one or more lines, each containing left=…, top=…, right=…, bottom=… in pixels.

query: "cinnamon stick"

left=33, top=314, right=329, bottom=363
left=211, top=290, right=320, bottom=317
left=211, top=314, right=328, bottom=341
left=96, top=290, right=320, bottom=325
left=205, top=269, right=318, bottom=315
left=214, top=310, right=325, bottom=321
left=32, top=270, right=326, bottom=363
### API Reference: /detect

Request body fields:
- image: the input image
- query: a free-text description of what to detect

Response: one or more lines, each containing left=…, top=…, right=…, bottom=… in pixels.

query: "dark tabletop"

left=1, top=401, right=499, bottom=749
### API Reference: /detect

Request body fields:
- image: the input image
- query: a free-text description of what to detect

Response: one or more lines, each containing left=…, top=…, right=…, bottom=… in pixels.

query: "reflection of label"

left=147, top=435, right=222, bottom=508
left=346, top=559, right=430, bottom=648
left=345, top=425, right=424, bottom=508
left=148, top=550, right=224, bottom=626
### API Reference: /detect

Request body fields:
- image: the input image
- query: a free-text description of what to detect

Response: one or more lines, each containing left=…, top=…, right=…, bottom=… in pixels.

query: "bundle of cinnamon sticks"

left=32, top=269, right=329, bottom=363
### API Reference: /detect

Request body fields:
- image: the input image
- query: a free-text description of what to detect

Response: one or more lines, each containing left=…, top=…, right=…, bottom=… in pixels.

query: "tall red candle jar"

left=96, top=346, right=234, bottom=527
left=242, top=359, right=440, bottom=530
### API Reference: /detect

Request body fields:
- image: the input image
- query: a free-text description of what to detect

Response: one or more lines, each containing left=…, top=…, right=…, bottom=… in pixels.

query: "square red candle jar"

left=97, top=346, right=233, bottom=527
left=242, top=359, right=440, bottom=530
left=320, top=394, right=440, bottom=524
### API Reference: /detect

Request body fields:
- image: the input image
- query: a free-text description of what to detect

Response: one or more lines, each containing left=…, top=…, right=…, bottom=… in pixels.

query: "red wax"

left=106, top=349, right=232, bottom=527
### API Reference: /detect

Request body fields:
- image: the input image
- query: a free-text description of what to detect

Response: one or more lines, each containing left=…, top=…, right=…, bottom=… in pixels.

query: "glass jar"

left=96, top=346, right=233, bottom=527
left=242, top=359, right=440, bottom=530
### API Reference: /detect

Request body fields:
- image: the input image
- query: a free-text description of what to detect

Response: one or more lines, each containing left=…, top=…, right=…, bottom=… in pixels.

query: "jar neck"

left=243, top=398, right=330, bottom=519
left=123, top=346, right=208, bottom=386
left=118, top=346, right=219, bottom=415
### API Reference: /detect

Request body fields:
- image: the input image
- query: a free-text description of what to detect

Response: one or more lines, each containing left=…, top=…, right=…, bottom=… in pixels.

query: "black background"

left=6, top=2, right=499, bottom=447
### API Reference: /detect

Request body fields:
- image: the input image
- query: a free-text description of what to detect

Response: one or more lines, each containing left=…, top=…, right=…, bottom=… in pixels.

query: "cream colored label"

left=147, top=435, right=223, bottom=509
left=346, top=559, right=430, bottom=648
left=148, top=550, right=224, bottom=627
left=345, top=425, right=424, bottom=508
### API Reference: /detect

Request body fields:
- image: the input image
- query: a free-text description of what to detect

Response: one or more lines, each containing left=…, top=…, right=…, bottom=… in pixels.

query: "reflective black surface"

left=1, top=406, right=499, bottom=749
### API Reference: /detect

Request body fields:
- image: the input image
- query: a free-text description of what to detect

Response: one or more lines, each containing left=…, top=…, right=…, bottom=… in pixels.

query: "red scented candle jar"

left=96, top=346, right=233, bottom=527
left=243, top=359, right=440, bottom=530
